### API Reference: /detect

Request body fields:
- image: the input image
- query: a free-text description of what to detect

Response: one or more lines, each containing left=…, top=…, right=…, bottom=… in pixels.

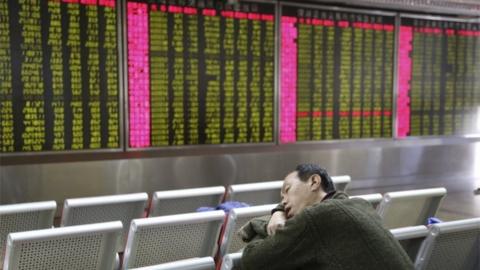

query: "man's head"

left=281, top=164, right=336, bottom=218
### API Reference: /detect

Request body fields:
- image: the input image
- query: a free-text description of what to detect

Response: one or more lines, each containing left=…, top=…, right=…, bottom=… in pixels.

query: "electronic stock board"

left=280, top=5, right=395, bottom=143
left=2, top=0, right=479, bottom=154
left=397, top=16, right=480, bottom=137
left=0, top=0, right=120, bottom=153
left=127, top=0, right=275, bottom=147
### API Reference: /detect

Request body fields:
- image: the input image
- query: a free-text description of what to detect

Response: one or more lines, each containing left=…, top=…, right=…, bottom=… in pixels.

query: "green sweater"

left=241, top=192, right=413, bottom=270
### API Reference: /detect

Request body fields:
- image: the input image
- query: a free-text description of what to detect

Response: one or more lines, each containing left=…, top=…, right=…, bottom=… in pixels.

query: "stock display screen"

left=0, top=0, right=120, bottom=153
left=397, top=18, right=480, bottom=137
left=127, top=0, right=275, bottom=147
left=280, top=6, right=395, bottom=143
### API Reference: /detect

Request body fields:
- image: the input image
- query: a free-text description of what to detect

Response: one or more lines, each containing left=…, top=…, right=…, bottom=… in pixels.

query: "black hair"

left=295, top=164, right=336, bottom=193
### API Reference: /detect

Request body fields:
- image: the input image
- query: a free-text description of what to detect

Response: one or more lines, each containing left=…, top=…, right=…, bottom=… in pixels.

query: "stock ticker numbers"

left=280, top=7, right=395, bottom=143
left=397, top=18, right=480, bottom=137
left=127, top=0, right=275, bottom=147
left=0, top=0, right=120, bottom=153
left=3, top=1, right=477, bottom=155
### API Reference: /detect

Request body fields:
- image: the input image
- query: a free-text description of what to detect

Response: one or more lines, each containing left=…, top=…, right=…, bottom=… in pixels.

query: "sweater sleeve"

left=241, top=212, right=311, bottom=270
left=270, top=203, right=285, bottom=214
left=237, top=215, right=270, bottom=243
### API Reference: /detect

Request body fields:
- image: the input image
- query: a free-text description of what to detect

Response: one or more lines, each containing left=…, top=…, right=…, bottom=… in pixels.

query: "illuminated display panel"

left=280, top=6, right=395, bottom=143
left=397, top=17, right=480, bottom=137
left=127, top=0, right=275, bottom=147
left=0, top=0, right=120, bottom=153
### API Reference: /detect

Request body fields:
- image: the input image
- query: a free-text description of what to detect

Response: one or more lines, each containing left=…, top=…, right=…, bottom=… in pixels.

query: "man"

left=240, top=164, right=413, bottom=270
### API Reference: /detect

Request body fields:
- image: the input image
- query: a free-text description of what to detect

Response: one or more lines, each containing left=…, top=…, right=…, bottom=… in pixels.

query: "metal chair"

left=376, top=187, right=446, bottom=229
left=331, top=175, right=351, bottom=192
left=414, top=218, right=480, bottom=270
left=226, top=175, right=351, bottom=206
left=129, top=257, right=215, bottom=270
left=219, top=204, right=276, bottom=256
left=390, top=225, right=429, bottom=262
left=220, top=252, right=242, bottom=270
left=149, top=186, right=225, bottom=217
left=60, top=193, right=148, bottom=251
left=350, top=193, right=383, bottom=209
left=2, top=221, right=122, bottom=270
left=0, top=201, right=56, bottom=268
left=122, top=211, right=225, bottom=269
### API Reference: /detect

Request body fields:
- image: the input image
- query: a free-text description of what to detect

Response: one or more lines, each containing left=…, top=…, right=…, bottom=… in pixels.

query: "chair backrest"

left=3, top=221, right=122, bottom=270
left=376, top=187, right=446, bottom=229
left=331, top=175, right=351, bottom=192
left=227, top=181, right=282, bottom=205
left=390, top=225, right=429, bottom=262
left=0, top=201, right=56, bottom=268
left=149, top=186, right=225, bottom=217
left=350, top=193, right=383, bottom=209
left=220, top=253, right=242, bottom=270
left=123, top=210, right=225, bottom=269
left=129, top=257, right=215, bottom=270
left=227, top=175, right=351, bottom=205
left=60, top=193, right=148, bottom=251
left=219, top=204, right=276, bottom=256
left=414, top=218, right=480, bottom=270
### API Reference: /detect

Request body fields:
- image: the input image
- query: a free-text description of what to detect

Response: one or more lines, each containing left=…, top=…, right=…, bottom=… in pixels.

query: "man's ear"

left=309, top=174, right=322, bottom=191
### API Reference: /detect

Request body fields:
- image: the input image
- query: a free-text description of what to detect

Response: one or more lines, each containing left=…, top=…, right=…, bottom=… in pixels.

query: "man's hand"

left=267, top=211, right=287, bottom=235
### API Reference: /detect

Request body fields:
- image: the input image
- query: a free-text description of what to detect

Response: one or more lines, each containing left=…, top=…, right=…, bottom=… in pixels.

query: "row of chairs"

left=133, top=209, right=480, bottom=270
left=0, top=181, right=445, bottom=265
left=0, top=186, right=446, bottom=256
left=1, top=210, right=226, bottom=269
left=1, top=187, right=447, bottom=269
left=154, top=175, right=351, bottom=216
left=4, top=208, right=476, bottom=270
left=221, top=217, right=480, bottom=270
left=1, top=210, right=222, bottom=269
left=0, top=175, right=352, bottom=269
left=219, top=187, right=446, bottom=256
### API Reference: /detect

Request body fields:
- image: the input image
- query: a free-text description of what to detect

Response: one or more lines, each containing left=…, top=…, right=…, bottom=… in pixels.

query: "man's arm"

left=267, top=203, right=287, bottom=235
left=241, top=212, right=311, bottom=270
left=237, top=215, right=270, bottom=243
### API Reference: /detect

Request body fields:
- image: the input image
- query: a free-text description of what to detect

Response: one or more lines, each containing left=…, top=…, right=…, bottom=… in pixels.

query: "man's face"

left=280, top=171, right=314, bottom=219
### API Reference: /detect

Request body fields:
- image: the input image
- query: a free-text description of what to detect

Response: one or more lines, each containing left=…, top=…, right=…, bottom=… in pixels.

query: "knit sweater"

left=241, top=192, right=413, bottom=270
